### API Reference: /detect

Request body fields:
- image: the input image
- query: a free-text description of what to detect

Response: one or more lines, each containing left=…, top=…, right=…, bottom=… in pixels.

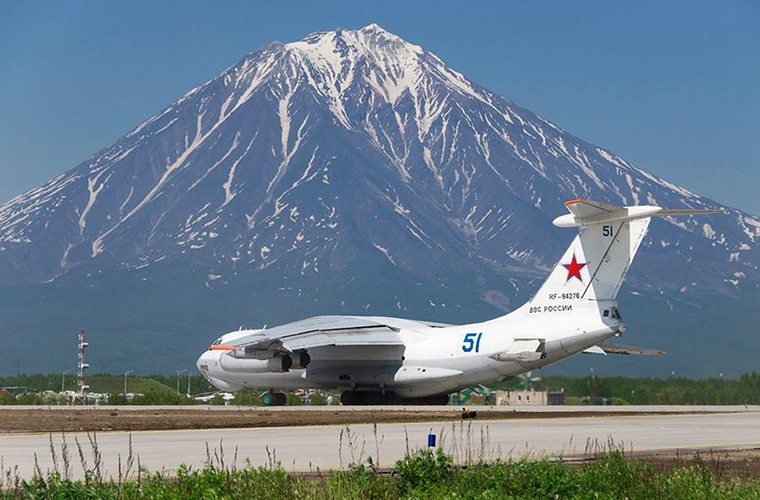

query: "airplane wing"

left=557, top=199, right=722, bottom=227
left=658, top=208, right=723, bottom=217
left=564, top=199, right=621, bottom=220
left=584, top=342, right=667, bottom=356
left=225, top=315, right=403, bottom=359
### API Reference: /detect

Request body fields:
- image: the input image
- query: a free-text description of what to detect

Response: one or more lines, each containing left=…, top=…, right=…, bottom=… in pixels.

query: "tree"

left=231, top=388, right=262, bottom=406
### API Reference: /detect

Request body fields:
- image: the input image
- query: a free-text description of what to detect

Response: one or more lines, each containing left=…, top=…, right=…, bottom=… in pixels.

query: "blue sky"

left=1, top=1, right=758, bottom=214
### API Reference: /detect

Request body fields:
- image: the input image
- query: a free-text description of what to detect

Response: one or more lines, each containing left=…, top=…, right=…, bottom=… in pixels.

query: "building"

left=494, top=389, right=565, bottom=406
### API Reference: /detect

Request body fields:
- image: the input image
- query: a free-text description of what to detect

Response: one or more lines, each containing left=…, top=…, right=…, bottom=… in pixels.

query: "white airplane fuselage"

left=197, top=300, right=622, bottom=398
left=197, top=200, right=715, bottom=404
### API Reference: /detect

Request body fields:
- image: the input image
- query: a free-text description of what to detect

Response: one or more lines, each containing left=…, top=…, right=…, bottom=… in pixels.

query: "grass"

left=3, top=432, right=760, bottom=498
left=85, top=376, right=177, bottom=396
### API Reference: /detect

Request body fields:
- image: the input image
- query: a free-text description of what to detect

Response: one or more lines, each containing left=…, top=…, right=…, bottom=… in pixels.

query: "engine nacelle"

left=220, top=354, right=292, bottom=373
left=266, top=355, right=293, bottom=373
left=290, top=351, right=311, bottom=369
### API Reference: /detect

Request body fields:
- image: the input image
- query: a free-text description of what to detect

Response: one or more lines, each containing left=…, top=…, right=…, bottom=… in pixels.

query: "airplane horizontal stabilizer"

left=595, top=342, right=666, bottom=356
left=553, top=199, right=721, bottom=228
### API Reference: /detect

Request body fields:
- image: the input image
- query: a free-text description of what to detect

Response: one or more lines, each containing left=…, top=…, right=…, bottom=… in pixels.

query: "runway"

left=2, top=404, right=758, bottom=412
left=1, top=408, right=759, bottom=480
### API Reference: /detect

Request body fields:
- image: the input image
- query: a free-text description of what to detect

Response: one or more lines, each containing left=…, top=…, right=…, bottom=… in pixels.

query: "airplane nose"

left=196, top=349, right=212, bottom=372
left=196, top=349, right=242, bottom=392
left=196, top=350, right=218, bottom=383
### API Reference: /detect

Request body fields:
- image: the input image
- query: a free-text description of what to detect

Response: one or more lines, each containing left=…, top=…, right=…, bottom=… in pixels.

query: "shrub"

left=393, top=448, right=453, bottom=494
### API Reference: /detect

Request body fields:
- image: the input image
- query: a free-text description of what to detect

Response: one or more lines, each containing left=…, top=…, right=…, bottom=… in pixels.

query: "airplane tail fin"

left=527, top=200, right=720, bottom=306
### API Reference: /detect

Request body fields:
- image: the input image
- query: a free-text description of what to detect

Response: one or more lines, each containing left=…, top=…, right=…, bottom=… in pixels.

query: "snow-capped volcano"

left=0, top=25, right=758, bottom=374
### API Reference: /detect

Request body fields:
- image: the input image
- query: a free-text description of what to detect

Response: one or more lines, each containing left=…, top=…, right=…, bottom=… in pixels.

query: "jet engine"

left=220, top=354, right=294, bottom=373
left=265, top=355, right=293, bottom=372
left=290, top=350, right=311, bottom=369
left=218, top=349, right=312, bottom=374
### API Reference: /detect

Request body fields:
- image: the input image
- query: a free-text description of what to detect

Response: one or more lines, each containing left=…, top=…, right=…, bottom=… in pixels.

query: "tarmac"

left=1, top=406, right=759, bottom=480
left=1, top=403, right=758, bottom=412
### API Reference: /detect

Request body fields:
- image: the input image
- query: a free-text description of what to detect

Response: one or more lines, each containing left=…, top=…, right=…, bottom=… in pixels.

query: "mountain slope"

left=0, top=24, right=757, bottom=375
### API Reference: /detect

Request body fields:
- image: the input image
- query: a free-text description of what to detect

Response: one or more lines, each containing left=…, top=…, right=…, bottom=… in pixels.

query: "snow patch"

left=222, top=134, right=257, bottom=207
left=373, top=243, right=396, bottom=265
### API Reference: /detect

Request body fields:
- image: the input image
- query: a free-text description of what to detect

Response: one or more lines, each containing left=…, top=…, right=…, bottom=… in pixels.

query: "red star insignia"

left=563, top=253, right=587, bottom=282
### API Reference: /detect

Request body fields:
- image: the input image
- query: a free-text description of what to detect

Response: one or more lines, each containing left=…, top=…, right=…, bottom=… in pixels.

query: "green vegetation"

left=91, top=375, right=180, bottom=396
left=139, top=374, right=217, bottom=397
left=5, top=371, right=760, bottom=406
left=491, top=371, right=760, bottom=405
left=0, top=373, right=213, bottom=396
left=0, top=373, right=340, bottom=406
left=0, top=373, right=204, bottom=406
left=5, top=446, right=760, bottom=498
left=229, top=387, right=262, bottom=406
left=230, top=388, right=339, bottom=406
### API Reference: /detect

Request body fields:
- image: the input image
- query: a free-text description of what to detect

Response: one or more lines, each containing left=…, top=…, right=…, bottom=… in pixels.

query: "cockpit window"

left=603, top=310, right=610, bottom=317
left=212, top=338, right=222, bottom=346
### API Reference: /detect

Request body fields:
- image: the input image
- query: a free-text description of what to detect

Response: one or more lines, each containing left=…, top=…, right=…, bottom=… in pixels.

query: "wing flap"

left=229, top=315, right=403, bottom=357
left=282, top=327, right=403, bottom=351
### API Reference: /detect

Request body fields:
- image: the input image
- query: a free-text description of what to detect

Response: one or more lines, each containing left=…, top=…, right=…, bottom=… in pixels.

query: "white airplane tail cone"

left=526, top=200, right=720, bottom=308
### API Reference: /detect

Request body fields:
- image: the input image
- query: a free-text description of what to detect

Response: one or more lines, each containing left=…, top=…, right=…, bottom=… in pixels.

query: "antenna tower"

left=77, top=329, right=90, bottom=403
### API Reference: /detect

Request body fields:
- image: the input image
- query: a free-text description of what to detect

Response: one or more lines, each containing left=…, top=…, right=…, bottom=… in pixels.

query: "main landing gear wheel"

left=263, top=392, right=286, bottom=406
left=341, top=391, right=393, bottom=405
left=340, top=391, right=449, bottom=406
left=409, top=394, right=450, bottom=406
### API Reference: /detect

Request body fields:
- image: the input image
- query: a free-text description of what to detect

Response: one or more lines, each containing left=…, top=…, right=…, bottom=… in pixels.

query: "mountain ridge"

left=0, top=24, right=757, bottom=375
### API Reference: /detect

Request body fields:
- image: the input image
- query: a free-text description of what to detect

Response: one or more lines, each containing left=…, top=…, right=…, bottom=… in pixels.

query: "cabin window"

left=603, top=310, right=610, bottom=317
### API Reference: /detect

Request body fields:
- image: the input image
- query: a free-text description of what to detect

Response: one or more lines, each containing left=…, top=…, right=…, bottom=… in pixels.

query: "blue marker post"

left=427, top=433, right=436, bottom=448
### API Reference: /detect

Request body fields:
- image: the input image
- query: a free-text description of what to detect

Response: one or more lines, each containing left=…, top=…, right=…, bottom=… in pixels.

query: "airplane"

left=196, top=199, right=719, bottom=406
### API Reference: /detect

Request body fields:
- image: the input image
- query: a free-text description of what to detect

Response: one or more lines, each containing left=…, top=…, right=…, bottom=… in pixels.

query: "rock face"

left=0, top=25, right=757, bottom=375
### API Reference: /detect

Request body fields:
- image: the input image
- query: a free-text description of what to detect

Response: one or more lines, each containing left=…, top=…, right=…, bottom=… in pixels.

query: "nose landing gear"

left=262, top=391, right=287, bottom=406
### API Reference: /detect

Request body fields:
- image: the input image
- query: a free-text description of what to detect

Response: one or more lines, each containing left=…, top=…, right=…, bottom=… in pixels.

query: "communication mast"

left=77, top=329, right=90, bottom=403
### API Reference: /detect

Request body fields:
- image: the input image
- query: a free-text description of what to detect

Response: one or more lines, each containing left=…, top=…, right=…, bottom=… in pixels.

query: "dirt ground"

left=588, top=449, right=760, bottom=479
left=0, top=408, right=470, bottom=433
left=0, top=407, right=673, bottom=433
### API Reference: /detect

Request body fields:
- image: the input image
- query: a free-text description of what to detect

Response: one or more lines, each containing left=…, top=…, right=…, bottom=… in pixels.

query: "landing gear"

left=412, top=394, right=450, bottom=405
left=340, top=391, right=449, bottom=406
left=262, top=392, right=286, bottom=406
left=340, top=391, right=382, bottom=405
